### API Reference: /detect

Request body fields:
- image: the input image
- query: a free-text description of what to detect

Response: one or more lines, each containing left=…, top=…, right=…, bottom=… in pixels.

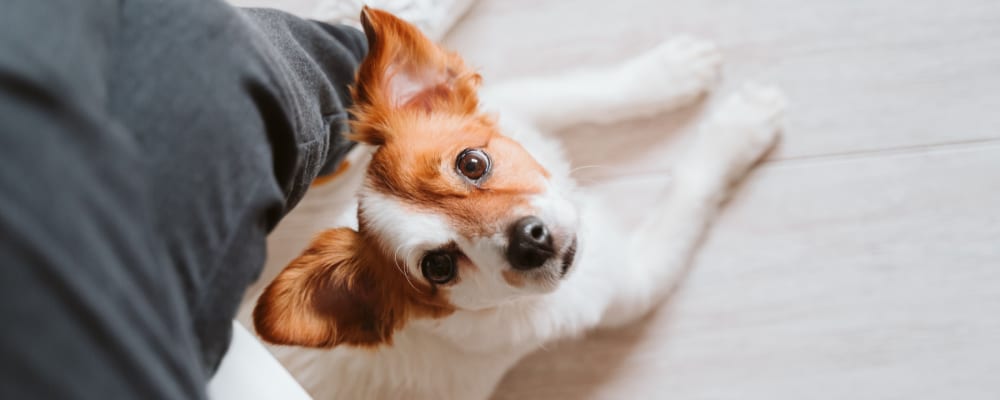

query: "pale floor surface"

left=229, top=0, right=1000, bottom=398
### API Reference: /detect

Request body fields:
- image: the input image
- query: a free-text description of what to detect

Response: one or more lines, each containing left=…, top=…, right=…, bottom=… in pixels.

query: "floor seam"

left=575, top=137, right=1000, bottom=181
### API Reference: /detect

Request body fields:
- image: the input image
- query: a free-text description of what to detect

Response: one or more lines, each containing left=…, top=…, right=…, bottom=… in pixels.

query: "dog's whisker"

left=392, top=243, right=405, bottom=270
left=398, top=246, right=419, bottom=291
left=569, top=164, right=612, bottom=174
left=392, top=242, right=415, bottom=287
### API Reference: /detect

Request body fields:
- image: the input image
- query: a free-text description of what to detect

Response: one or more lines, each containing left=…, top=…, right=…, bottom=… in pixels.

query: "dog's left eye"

left=421, top=251, right=456, bottom=284
left=456, top=149, right=490, bottom=181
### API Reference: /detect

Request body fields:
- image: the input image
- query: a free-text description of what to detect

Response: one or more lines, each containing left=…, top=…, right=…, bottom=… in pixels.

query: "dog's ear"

left=252, top=228, right=403, bottom=348
left=350, top=6, right=481, bottom=145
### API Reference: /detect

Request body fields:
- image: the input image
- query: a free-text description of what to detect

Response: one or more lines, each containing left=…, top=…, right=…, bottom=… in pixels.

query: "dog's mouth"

left=560, top=237, right=578, bottom=277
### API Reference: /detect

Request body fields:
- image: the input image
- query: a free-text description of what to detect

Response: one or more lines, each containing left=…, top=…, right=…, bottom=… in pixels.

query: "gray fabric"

left=0, top=0, right=365, bottom=398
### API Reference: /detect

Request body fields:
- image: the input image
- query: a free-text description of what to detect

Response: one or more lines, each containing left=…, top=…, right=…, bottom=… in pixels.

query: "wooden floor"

left=231, top=0, right=1000, bottom=398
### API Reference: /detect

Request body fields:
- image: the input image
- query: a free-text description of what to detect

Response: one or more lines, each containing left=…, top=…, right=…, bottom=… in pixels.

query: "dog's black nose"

left=507, top=216, right=555, bottom=270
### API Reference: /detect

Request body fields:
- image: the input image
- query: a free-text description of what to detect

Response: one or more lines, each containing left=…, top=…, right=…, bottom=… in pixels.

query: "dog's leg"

left=598, top=84, right=786, bottom=329
left=480, top=37, right=721, bottom=131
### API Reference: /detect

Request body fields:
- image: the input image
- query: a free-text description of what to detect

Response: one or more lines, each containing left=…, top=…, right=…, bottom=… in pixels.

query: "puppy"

left=253, top=7, right=785, bottom=399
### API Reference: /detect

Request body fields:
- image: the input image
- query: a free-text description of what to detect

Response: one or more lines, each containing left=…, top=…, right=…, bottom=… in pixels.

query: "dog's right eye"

left=421, top=251, right=456, bottom=284
left=456, top=149, right=490, bottom=181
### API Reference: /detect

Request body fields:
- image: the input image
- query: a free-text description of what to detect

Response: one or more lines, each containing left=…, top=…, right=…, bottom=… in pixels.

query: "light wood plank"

left=492, top=143, right=1000, bottom=400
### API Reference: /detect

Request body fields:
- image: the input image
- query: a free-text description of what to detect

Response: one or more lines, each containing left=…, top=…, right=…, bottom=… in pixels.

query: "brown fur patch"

left=253, top=228, right=453, bottom=348
left=350, top=7, right=482, bottom=146
left=362, top=115, right=549, bottom=237
left=502, top=269, right=526, bottom=288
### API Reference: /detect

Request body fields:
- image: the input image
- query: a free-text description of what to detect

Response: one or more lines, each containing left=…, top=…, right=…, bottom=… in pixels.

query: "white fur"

left=359, top=188, right=454, bottom=269
left=283, top=37, right=785, bottom=399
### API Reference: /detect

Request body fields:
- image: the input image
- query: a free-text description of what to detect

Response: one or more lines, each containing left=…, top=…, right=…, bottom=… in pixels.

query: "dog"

left=252, top=7, right=785, bottom=399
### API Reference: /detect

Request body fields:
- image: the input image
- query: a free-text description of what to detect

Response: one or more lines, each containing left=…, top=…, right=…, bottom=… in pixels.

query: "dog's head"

left=253, top=8, right=579, bottom=348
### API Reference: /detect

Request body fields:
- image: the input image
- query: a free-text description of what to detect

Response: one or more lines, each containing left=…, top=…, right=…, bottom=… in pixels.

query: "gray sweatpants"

left=0, top=0, right=366, bottom=398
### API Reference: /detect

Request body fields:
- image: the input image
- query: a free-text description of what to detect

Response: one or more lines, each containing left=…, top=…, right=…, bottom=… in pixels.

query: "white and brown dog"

left=253, top=7, right=785, bottom=399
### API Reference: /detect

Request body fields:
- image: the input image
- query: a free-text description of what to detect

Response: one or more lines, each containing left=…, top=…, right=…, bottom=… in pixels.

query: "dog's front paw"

left=651, top=36, right=723, bottom=94
left=688, top=83, right=786, bottom=186
left=709, top=83, right=786, bottom=153
left=623, top=36, right=722, bottom=112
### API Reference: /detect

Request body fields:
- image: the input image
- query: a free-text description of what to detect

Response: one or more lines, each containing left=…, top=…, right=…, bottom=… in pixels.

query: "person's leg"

left=129, top=5, right=368, bottom=371
left=1, top=0, right=366, bottom=397
left=0, top=1, right=208, bottom=398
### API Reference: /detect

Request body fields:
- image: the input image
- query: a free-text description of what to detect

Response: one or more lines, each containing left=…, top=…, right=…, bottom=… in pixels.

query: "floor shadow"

left=557, top=98, right=711, bottom=183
